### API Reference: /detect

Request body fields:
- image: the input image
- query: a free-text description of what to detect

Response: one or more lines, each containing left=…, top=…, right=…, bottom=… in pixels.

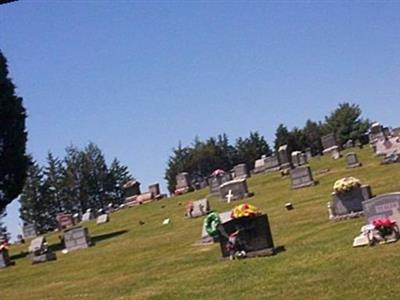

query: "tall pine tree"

left=0, top=50, right=27, bottom=214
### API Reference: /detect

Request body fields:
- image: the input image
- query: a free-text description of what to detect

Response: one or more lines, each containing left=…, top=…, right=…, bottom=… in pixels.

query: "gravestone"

left=392, top=127, right=400, bottom=138
left=346, top=152, right=362, bottom=168
left=22, top=224, right=37, bottom=239
left=123, top=180, right=141, bottom=199
left=330, top=185, right=372, bottom=219
left=233, top=163, right=249, bottom=179
left=136, top=192, right=153, bottom=204
left=218, top=214, right=275, bottom=258
left=321, top=133, right=341, bottom=159
left=264, top=155, right=280, bottom=172
left=208, top=173, right=232, bottom=194
left=175, top=172, right=192, bottom=194
left=81, top=210, right=93, bottom=222
left=148, top=183, right=161, bottom=198
left=375, top=136, right=400, bottom=156
left=253, top=155, right=268, bottom=174
left=28, top=236, right=57, bottom=264
left=278, top=145, right=292, bottom=170
left=188, top=198, right=210, bottom=218
left=96, top=214, right=109, bottom=225
left=291, top=151, right=307, bottom=167
left=0, top=249, right=12, bottom=268
left=219, top=179, right=249, bottom=201
left=363, top=193, right=400, bottom=224
left=56, top=213, right=75, bottom=230
left=305, top=148, right=312, bottom=159
left=369, top=122, right=385, bottom=143
left=289, top=166, right=316, bottom=189
left=63, top=227, right=92, bottom=251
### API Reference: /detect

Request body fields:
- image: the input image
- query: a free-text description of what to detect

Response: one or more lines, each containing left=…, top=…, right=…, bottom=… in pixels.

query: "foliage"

left=0, top=50, right=27, bottom=215
left=165, top=132, right=271, bottom=193
left=19, top=143, right=133, bottom=232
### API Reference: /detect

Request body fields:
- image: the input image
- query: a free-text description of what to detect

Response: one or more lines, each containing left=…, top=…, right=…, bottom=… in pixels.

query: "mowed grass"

left=1, top=147, right=400, bottom=299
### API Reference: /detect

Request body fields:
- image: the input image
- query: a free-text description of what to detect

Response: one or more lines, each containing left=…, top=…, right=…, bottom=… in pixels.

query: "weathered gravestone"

left=369, top=122, right=386, bottom=143
left=233, top=163, right=249, bottom=179
left=81, top=209, right=94, bottom=222
left=363, top=193, right=400, bottom=224
left=218, top=214, right=276, bottom=258
left=96, top=214, right=110, bottom=225
left=188, top=198, right=210, bottom=218
left=289, top=166, right=316, bottom=189
left=305, top=148, right=312, bottom=160
left=22, top=224, right=37, bottom=239
left=175, top=172, right=192, bottom=194
left=63, top=227, right=93, bottom=251
left=375, top=136, right=400, bottom=157
left=330, top=185, right=372, bottom=220
left=264, top=155, right=280, bottom=172
left=278, top=145, right=292, bottom=170
left=28, top=236, right=57, bottom=264
left=253, top=155, right=267, bottom=174
left=321, top=133, right=341, bottom=159
left=208, top=173, right=232, bottom=194
left=56, top=213, right=75, bottom=230
left=0, top=250, right=12, bottom=268
left=346, top=152, right=362, bottom=168
left=219, top=179, right=249, bottom=201
left=291, top=151, right=308, bottom=167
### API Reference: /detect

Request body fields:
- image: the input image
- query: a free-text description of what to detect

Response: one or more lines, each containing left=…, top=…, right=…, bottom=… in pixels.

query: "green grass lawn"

left=1, top=147, right=400, bottom=300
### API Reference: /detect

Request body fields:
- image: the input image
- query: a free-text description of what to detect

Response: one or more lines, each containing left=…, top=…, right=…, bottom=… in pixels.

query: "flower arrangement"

left=373, top=218, right=398, bottom=239
left=231, top=203, right=260, bottom=219
left=333, top=177, right=361, bottom=193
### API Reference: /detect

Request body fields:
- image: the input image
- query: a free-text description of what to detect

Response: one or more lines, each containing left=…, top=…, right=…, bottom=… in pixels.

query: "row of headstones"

left=1, top=226, right=93, bottom=268
left=123, top=181, right=166, bottom=205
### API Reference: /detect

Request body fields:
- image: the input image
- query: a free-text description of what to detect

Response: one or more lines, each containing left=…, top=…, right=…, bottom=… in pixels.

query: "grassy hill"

left=1, top=147, right=400, bottom=300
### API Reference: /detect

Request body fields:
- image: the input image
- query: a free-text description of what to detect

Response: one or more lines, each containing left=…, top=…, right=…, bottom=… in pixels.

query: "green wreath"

left=204, top=212, right=221, bottom=238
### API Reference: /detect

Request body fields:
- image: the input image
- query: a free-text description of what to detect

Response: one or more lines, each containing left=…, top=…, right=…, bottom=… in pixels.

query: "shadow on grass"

left=10, top=251, right=29, bottom=260
left=91, top=230, right=129, bottom=244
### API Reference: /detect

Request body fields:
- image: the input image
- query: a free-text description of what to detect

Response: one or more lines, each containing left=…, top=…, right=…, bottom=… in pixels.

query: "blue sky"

left=1, top=1, right=400, bottom=239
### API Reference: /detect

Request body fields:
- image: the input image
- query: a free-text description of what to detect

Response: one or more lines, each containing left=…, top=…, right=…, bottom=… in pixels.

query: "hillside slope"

left=1, top=148, right=400, bottom=300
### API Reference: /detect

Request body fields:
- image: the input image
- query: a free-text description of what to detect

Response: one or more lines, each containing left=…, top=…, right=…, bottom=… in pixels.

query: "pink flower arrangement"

left=373, top=218, right=397, bottom=237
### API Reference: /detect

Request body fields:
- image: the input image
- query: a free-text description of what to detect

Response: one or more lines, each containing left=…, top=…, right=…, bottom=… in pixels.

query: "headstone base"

left=30, top=252, right=57, bottom=264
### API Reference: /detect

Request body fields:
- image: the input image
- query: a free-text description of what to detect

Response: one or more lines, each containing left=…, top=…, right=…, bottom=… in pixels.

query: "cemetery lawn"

left=2, top=148, right=400, bottom=300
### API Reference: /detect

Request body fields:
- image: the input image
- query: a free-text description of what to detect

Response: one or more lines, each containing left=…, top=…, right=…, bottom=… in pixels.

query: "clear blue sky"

left=1, top=1, right=400, bottom=239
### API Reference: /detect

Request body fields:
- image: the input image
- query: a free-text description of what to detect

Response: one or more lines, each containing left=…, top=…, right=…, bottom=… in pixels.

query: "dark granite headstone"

left=346, top=152, right=361, bottom=168
left=289, top=166, right=316, bottom=189
left=219, top=179, right=249, bottom=201
left=123, top=180, right=141, bottom=198
left=148, top=183, right=160, bottom=198
left=218, top=214, right=275, bottom=258
left=363, top=193, right=400, bottom=224
left=63, top=227, right=92, bottom=252
left=22, top=224, right=37, bottom=239
left=233, top=163, right=249, bottom=179
left=330, top=185, right=372, bottom=218
left=0, top=250, right=12, bottom=268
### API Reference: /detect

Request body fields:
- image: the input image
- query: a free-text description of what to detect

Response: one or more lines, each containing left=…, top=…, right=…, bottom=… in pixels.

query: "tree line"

left=20, top=143, right=133, bottom=233
left=164, top=102, right=371, bottom=193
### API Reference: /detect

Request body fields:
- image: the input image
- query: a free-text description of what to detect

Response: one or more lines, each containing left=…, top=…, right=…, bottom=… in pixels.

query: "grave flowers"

left=372, top=218, right=400, bottom=243
left=231, top=203, right=260, bottom=219
left=333, top=177, right=361, bottom=193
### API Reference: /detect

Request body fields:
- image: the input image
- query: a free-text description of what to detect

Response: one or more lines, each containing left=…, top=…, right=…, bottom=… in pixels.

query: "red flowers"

left=373, top=218, right=396, bottom=229
left=373, top=218, right=397, bottom=237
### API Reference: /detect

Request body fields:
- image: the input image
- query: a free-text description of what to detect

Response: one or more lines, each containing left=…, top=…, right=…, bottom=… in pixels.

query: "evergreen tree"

left=324, top=103, right=371, bottom=145
left=235, top=131, right=271, bottom=170
left=274, top=124, right=290, bottom=151
left=303, top=120, right=323, bottom=155
left=20, top=158, right=53, bottom=232
left=107, top=158, right=132, bottom=204
left=42, top=152, right=65, bottom=215
left=0, top=50, right=27, bottom=214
